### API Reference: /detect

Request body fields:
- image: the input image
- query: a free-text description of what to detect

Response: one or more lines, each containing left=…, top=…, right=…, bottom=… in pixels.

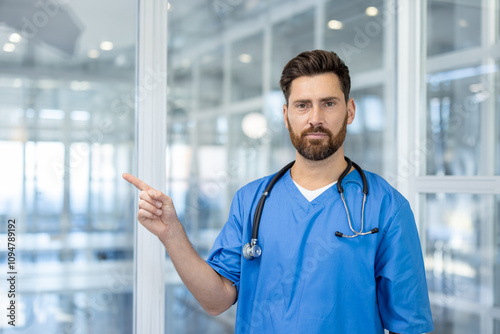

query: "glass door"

left=0, top=1, right=136, bottom=332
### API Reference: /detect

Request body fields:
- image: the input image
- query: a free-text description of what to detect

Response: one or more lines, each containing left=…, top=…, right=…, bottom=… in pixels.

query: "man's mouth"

left=304, top=132, right=328, bottom=139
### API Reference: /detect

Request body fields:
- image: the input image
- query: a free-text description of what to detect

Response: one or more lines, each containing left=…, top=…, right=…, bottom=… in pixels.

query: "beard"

left=287, top=113, right=348, bottom=161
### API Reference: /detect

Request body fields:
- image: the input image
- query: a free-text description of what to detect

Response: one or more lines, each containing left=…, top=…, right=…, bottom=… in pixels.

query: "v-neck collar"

left=282, top=167, right=362, bottom=214
left=282, top=170, right=334, bottom=213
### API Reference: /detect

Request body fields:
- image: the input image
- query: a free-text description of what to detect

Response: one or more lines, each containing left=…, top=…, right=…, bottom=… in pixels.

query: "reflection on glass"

left=264, top=90, right=295, bottom=172
left=423, top=193, right=491, bottom=303
left=231, top=33, right=263, bottom=101
left=228, top=111, right=268, bottom=187
left=70, top=143, right=90, bottom=227
left=167, top=1, right=224, bottom=51
left=430, top=306, right=480, bottom=334
left=200, top=47, right=224, bottom=108
left=271, top=9, right=315, bottom=90
left=30, top=142, right=65, bottom=229
left=168, top=63, right=192, bottom=119
left=0, top=141, right=23, bottom=216
left=0, top=0, right=136, bottom=332
left=346, top=86, right=385, bottom=175
left=426, top=66, right=486, bottom=176
left=9, top=291, right=133, bottom=334
left=324, top=0, right=385, bottom=73
left=427, top=0, right=481, bottom=57
left=197, top=117, right=228, bottom=231
left=165, top=285, right=235, bottom=334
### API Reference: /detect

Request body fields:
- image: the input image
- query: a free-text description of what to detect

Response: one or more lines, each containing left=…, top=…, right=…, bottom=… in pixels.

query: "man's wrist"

left=161, top=219, right=185, bottom=243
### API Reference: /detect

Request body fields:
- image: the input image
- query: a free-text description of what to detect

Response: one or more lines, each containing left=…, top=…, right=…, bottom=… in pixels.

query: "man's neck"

left=290, top=150, right=351, bottom=191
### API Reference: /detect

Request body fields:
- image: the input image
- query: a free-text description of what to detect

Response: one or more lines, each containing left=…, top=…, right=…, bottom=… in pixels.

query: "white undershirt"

left=292, top=179, right=338, bottom=202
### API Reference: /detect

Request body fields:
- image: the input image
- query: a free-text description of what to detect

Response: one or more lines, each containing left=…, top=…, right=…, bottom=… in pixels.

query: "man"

left=123, top=50, right=434, bottom=333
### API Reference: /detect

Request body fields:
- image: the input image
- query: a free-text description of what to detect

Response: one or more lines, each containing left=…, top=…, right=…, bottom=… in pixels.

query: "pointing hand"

left=122, top=173, right=180, bottom=238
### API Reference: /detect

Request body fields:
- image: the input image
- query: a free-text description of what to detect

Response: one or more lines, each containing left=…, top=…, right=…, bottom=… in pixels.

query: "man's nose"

left=309, top=105, right=323, bottom=127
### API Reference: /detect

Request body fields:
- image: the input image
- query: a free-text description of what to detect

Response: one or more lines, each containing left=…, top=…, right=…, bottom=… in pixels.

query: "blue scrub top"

left=207, top=168, right=434, bottom=334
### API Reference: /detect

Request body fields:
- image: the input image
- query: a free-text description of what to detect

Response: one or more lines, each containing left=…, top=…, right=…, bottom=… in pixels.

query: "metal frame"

left=396, top=0, right=424, bottom=204
left=134, top=0, right=500, bottom=332
left=413, top=0, right=500, bottom=333
left=134, top=0, right=168, bottom=333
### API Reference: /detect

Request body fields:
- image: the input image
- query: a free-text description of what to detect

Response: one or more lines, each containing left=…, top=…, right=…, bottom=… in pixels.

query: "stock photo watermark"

left=5, top=219, right=17, bottom=327
left=19, top=0, right=71, bottom=39
left=212, top=0, right=245, bottom=18
left=337, top=0, right=403, bottom=64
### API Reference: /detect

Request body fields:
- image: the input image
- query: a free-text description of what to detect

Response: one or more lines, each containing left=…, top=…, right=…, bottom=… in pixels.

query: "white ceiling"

left=0, top=0, right=136, bottom=65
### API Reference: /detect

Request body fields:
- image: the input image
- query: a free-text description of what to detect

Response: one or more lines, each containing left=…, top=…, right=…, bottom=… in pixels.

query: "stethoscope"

left=243, top=156, right=379, bottom=261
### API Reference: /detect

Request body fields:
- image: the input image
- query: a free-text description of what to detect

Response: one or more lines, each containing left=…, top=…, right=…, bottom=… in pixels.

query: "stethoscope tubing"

left=243, top=157, right=377, bottom=261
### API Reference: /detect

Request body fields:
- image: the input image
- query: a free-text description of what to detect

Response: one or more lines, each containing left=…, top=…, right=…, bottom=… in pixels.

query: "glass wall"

left=1, top=0, right=498, bottom=333
left=421, top=1, right=500, bottom=333
left=165, top=0, right=396, bottom=332
left=0, top=0, right=135, bottom=332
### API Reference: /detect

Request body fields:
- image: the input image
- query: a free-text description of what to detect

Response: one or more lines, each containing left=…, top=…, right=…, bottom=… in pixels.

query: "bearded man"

left=123, top=50, right=434, bottom=334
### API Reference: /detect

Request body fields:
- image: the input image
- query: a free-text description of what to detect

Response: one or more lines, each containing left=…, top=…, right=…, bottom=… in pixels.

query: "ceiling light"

left=13, top=79, right=22, bottom=88
left=458, top=19, right=468, bottom=28
left=365, top=6, right=379, bottom=17
left=9, top=33, right=22, bottom=43
left=181, top=59, right=191, bottom=68
left=3, top=43, right=15, bottom=52
left=70, top=81, right=90, bottom=91
left=100, top=41, right=114, bottom=51
left=242, top=113, right=267, bottom=139
left=37, top=80, right=57, bottom=90
left=201, top=54, right=214, bottom=64
left=25, top=109, right=35, bottom=118
left=238, top=53, right=252, bottom=63
left=40, top=109, right=65, bottom=120
left=88, top=49, right=100, bottom=58
left=115, top=54, right=127, bottom=66
left=327, top=20, right=343, bottom=30
left=70, top=110, right=91, bottom=121
left=469, top=83, right=483, bottom=93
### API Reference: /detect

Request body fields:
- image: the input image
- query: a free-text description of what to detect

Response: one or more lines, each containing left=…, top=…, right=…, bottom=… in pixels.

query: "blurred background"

left=0, top=0, right=499, bottom=333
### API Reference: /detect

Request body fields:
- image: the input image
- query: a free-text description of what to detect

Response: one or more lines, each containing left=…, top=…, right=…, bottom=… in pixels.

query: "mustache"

left=301, top=126, right=332, bottom=137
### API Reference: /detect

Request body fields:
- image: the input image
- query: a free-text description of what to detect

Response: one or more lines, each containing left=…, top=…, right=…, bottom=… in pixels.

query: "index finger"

left=122, top=172, right=151, bottom=191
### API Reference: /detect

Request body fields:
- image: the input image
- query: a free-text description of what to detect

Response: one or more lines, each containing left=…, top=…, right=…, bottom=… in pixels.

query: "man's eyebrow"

left=291, top=96, right=343, bottom=104
left=320, top=96, right=341, bottom=102
left=291, top=99, right=312, bottom=104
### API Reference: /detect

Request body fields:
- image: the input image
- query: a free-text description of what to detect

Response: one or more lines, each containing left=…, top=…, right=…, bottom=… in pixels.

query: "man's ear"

left=283, top=104, right=289, bottom=129
left=347, top=98, right=356, bottom=125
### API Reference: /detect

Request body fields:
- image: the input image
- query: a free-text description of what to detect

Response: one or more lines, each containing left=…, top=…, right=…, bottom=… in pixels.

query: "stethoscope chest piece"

left=243, top=238, right=261, bottom=261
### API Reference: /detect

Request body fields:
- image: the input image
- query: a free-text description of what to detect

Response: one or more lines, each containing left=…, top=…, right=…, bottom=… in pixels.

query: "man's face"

left=283, top=73, right=355, bottom=161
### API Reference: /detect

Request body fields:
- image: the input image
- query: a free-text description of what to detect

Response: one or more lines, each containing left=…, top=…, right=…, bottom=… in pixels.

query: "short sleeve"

left=206, top=192, right=244, bottom=292
left=375, top=201, right=434, bottom=334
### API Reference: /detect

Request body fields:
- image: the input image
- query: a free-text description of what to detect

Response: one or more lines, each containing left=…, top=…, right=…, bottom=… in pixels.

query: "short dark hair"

left=279, top=50, right=351, bottom=105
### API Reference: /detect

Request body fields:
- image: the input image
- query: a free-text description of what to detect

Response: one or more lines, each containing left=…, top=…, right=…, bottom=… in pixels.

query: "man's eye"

left=325, top=102, right=335, bottom=107
left=297, top=104, right=307, bottom=109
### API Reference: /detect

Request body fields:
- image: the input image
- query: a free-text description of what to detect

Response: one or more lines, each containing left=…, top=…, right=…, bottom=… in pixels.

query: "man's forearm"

left=122, top=174, right=237, bottom=315
left=159, top=221, right=237, bottom=315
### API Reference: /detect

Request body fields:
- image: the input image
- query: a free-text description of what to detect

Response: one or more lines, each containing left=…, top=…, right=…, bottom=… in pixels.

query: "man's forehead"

left=289, top=73, right=341, bottom=90
left=288, top=73, right=344, bottom=101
